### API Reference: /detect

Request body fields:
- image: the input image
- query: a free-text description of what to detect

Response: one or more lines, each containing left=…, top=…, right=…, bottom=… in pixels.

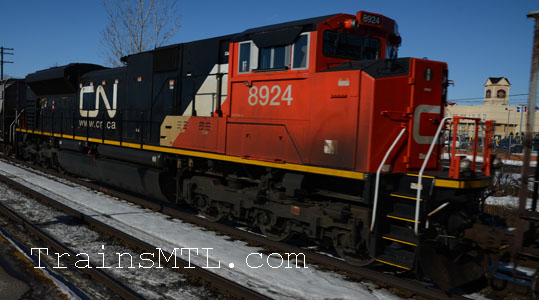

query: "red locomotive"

left=5, top=10, right=521, bottom=291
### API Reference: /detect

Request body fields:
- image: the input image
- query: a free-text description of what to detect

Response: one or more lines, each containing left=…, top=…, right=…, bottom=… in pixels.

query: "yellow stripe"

left=382, top=236, right=417, bottom=247
left=390, top=193, right=422, bottom=201
left=143, top=144, right=365, bottom=180
left=375, top=259, right=412, bottom=270
left=88, top=137, right=103, bottom=143
left=434, top=178, right=491, bottom=189
left=104, top=140, right=121, bottom=146
left=122, top=142, right=142, bottom=149
left=406, top=173, right=435, bottom=179
left=15, top=128, right=365, bottom=180
left=386, top=214, right=419, bottom=223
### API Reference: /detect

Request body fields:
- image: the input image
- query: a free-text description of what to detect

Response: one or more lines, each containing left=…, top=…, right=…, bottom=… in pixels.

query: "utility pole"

left=519, top=104, right=525, bottom=142
left=505, top=107, right=512, bottom=137
left=0, top=47, right=14, bottom=81
left=0, top=47, right=13, bottom=146
left=513, top=10, right=539, bottom=262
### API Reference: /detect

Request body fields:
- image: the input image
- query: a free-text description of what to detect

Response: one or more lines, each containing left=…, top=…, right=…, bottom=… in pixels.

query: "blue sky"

left=0, top=0, right=537, bottom=104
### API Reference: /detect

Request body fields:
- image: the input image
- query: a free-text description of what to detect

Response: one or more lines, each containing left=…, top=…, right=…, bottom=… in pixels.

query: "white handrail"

left=370, top=127, right=407, bottom=232
left=9, top=109, right=24, bottom=143
left=426, top=202, right=450, bottom=229
left=414, top=116, right=452, bottom=235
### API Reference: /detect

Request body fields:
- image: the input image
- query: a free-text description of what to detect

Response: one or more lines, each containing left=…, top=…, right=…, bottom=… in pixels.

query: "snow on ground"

left=486, top=195, right=539, bottom=211
left=0, top=160, right=403, bottom=300
left=0, top=184, right=215, bottom=300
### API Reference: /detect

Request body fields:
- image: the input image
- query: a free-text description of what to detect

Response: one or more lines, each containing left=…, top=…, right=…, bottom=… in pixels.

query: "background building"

left=445, top=77, right=532, bottom=139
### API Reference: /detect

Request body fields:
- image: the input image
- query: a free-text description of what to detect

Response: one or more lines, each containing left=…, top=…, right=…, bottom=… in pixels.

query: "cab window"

left=238, top=41, right=252, bottom=73
left=259, top=45, right=290, bottom=70
left=323, top=30, right=381, bottom=60
left=237, top=32, right=311, bottom=73
left=292, top=33, right=309, bottom=69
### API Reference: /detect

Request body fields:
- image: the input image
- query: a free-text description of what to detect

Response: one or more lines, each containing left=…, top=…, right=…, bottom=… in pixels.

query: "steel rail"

left=0, top=171, right=271, bottom=300
left=0, top=223, right=93, bottom=300
left=1, top=157, right=471, bottom=300
left=0, top=193, right=145, bottom=300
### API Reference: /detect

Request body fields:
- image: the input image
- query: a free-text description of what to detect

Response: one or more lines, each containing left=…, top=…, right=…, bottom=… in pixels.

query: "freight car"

left=3, top=10, right=534, bottom=292
left=0, top=78, right=28, bottom=153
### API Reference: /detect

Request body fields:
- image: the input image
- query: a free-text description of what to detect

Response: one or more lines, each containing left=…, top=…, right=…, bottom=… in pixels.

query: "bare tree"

left=101, top=0, right=180, bottom=66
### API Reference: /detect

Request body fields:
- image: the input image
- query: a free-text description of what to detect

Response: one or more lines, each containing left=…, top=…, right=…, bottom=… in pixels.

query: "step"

left=382, top=224, right=419, bottom=246
left=376, top=248, right=415, bottom=270
left=386, top=202, right=420, bottom=224
left=393, top=174, right=434, bottom=199
left=390, top=192, right=423, bottom=201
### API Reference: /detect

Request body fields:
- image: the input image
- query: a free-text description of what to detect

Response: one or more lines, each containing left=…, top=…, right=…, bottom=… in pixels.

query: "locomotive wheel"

left=200, top=205, right=226, bottom=222
left=41, top=159, right=49, bottom=169
left=334, top=246, right=374, bottom=266
left=193, top=195, right=226, bottom=222
left=333, top=234, right=374, bottom=266
left=57, top=166, right=66, bottom=175
left=258, top=213, right=292, bottom=242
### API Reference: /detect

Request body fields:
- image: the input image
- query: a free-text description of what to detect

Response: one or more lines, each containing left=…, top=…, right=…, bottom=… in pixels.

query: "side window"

left=259, top=47, right=271, bottom=69
left=292, top=33, right=309, bottom=69
left=238, top=42, right=251, bottom=73
left=386, top=44, right=398, bottom=59
left=237, top=32, right=310, bottom=72
left=259, top=45, right=290, bottom=70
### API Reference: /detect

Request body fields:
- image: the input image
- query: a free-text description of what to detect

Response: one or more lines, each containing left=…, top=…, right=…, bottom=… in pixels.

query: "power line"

left=0, top=47, right=14, bottom=81
left=450, top=93, right=529, bottom=101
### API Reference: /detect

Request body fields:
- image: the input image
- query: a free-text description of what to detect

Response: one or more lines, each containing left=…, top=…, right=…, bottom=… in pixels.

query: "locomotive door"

left=405, top=59, right=446, bottom=170
left=125, top=52, right=153, bottom=144
left=152, top=45, right=181, bottom=145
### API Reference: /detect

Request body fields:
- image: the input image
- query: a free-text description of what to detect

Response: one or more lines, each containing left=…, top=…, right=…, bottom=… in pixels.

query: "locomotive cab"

left=225, top=11, right=495, bottom=288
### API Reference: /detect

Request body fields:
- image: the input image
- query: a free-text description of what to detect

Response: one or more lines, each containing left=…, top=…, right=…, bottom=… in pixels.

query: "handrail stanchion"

left=471, top=119, right=479, bottom=174
left=370, top=127, right=407, bottom=232
left=415, top=116, right=452, bottom=235
left=9, top=109, right=24, bottom=144
left=481, top=121, right=494, bottom=176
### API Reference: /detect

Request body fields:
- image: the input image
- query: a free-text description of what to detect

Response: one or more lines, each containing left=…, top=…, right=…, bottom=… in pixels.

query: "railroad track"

left=0, top=218, right=100, bottom=300
left=0, top=156, right=469, bottom=300
left=0, top=162, right=270, bottom=300
left=0, top=201, right=145, bottom=300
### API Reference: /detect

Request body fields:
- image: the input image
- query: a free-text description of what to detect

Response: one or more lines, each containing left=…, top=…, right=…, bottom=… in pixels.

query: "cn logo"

left=413, top=104, right=441, bottom=144
left=79, top=80, right=118, bottom=118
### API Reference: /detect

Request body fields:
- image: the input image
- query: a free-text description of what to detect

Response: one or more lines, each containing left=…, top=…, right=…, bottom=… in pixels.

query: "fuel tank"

left=57, top=150, right=169, bottom=201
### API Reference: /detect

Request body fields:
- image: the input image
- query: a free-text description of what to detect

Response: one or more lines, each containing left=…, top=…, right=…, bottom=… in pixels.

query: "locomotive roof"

left=123, top=14, right=338, bottom=61
left=26, top=63, right=106, bottom=95
left=26, top=63, right=106, bottom=83
left=232, top=14, right=337, bottom=43
left=231, top=14, right=339, bottom=49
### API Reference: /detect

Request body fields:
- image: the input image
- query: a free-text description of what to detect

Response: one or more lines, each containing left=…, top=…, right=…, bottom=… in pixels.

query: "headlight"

left=460, top=157, right=472, bottom=173
left=492, top=156, right=502, bottom=169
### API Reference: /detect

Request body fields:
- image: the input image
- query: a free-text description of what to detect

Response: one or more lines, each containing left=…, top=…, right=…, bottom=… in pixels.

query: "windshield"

left=323, top=30, right=381, bottom=60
